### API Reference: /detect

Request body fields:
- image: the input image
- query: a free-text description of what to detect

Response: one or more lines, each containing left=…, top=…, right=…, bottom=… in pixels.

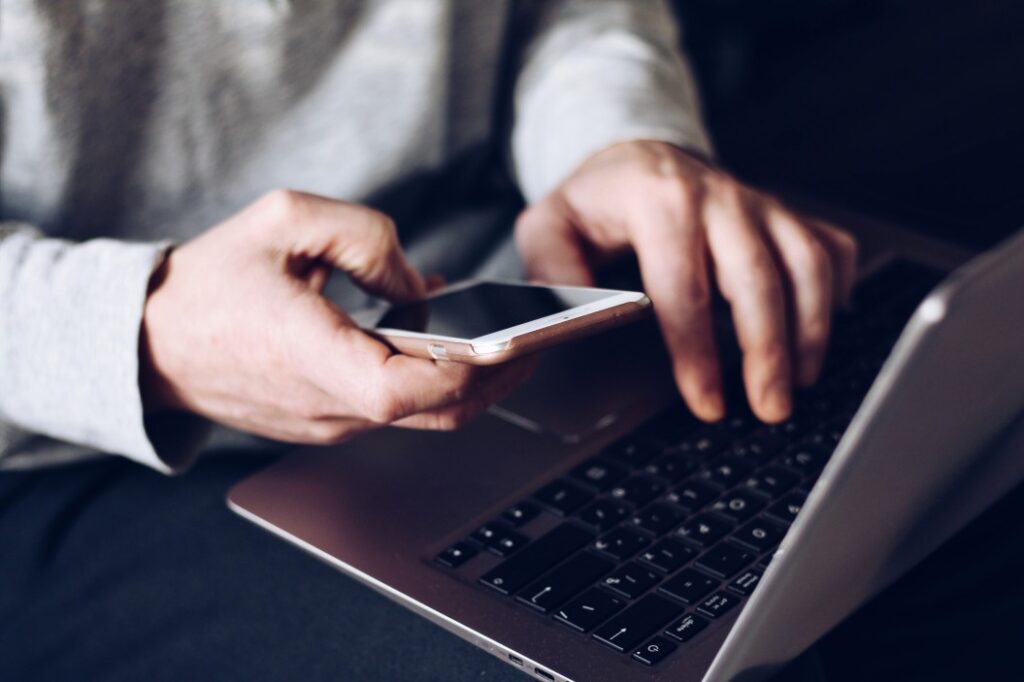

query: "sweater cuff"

left=0, top=228, right=209, bottom=473
left=512, top=1, right=714, bottom=203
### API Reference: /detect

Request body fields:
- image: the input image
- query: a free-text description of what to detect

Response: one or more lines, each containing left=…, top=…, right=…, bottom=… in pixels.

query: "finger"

left=763, top=205, right=834, bottom=387
left=392, top=355, right=539, bottom=430
left=515, top=197, right=596, bottom=286
left=811, top=220, right=859, bottom=308
left=260, top=189, right=427, bottom=302
left=630, top=189, right=725, bottom=422
left=705, top=189, right=792, bottom=422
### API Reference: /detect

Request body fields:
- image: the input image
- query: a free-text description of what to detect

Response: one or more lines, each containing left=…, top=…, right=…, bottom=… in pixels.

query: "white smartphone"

left=353, top=280, right=651, bottom=364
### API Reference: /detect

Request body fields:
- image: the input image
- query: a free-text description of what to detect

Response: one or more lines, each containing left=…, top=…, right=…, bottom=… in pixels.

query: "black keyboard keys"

left=603, top=437, right=659, bottom=468
left=742, top=466, right=799, bottom=498
left=697, top=591, right=740, bottom=619
left=729, top=569, right=763, bottom=596
left=700, top=456, right=754, bottom=488
left=664, top=612, right=710, bottom=642
left=632, top=636, right=678, bottom=666
left=602, top=562, right=660, bottom=599
left=610, top=476, right=667, bottom=507
left=667, top=479, right=721, bottom=511
left=480, top=524, right=593, bottom=595
left=594, top=526, right=650, bottom=561
left=630, top=503, right=685, bottom=535
left=473, top=523, right=528, bottom=556
left=534, top=479, right=593, bottom=516
left=576, top=499, right=630, bottom=531
left=517, top=552, right=614, bottom=614
left=733, top=518, right=786, bottom=552
left=659, top=568, right=718, bottom=605
left=569, top=457, right=629, bottom=491
left=710, top=489, right=766, bottom=523
left=766, top=491, right=807, bottom=525
left=644, top=453, right=699, bottom=483
left=676, top=512, right=732, bottom=548
left=593, top=595, right=683, bottom=652
left=555, top=588, right=626, bottom=633
left=696, top=542, right=757, bottom=579
left=502, top=501, right=540, bottom=528
left=639, top=538, right=696, bottom=573
left=435, top=542, right=477, bottom=569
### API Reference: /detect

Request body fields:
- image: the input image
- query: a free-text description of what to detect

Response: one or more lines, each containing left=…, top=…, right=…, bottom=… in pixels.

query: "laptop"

left=227, top=218, right=1024, bottom=682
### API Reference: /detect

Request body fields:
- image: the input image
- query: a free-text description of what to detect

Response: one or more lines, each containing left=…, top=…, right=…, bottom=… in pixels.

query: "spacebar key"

left=480, top=524, right=594, bottom=595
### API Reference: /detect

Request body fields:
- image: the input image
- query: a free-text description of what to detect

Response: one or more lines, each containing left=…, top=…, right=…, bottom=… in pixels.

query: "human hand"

left=141, top=189, right=534, bottom=443
left=515, top=141, right=857, bottom=423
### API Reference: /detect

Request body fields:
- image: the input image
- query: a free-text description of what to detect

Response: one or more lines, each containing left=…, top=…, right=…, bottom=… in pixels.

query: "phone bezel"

left=365, top=279, right=650, bottom=356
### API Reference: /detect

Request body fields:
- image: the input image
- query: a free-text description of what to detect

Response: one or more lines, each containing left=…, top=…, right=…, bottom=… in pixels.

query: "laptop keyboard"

left=434, top=261, right=945, bottom=669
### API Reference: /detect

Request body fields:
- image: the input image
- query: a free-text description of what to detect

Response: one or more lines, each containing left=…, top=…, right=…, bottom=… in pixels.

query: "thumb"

left=267, top=190, right=426, bottom=302
left=514, top=197, right=596, bottom=286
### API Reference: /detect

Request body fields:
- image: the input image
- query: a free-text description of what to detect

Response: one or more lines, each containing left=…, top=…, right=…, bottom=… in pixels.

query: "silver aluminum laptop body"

left=228, top=222, right=1024, bottom=682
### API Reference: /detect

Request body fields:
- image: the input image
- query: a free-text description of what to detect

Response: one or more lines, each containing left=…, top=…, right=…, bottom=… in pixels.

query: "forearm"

left=512, top=0, right=713, bottom=202
left=0, top=224, right=208, bottom=473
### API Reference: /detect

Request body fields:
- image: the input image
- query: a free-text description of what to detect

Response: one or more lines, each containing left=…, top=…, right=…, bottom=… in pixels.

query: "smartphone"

left=354, top=280, right=651, bottom=364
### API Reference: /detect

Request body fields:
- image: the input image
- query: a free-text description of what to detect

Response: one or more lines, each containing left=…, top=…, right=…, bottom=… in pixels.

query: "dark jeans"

left=1, top=450, right=1022, bottom=681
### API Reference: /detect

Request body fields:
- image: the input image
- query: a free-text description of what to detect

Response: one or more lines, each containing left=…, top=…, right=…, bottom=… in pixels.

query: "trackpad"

left=491, top=319, right=675, bottom=442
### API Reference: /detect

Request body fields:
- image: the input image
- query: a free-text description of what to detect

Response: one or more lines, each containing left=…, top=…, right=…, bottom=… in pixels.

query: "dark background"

left=672, top=0, right=1024, bottom=250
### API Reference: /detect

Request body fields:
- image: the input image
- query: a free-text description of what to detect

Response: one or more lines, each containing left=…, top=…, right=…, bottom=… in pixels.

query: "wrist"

left=139, top=249, right=183, bottom=413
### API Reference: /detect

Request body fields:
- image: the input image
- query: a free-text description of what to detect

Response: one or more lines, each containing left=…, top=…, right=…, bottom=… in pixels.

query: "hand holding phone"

left=355, top=280, right=651, bottom=364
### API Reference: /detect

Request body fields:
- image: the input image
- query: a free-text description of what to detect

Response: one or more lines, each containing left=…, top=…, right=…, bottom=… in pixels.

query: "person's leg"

left=0, top=453, right=529, bottom=682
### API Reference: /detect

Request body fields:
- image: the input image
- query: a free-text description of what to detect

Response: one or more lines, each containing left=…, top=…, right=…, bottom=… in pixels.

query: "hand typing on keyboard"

left=515, top=140, right=858, bottom=424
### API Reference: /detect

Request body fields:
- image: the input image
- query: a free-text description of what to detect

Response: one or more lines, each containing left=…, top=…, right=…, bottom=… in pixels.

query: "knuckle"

left=262, top=188, right=305, bottom=219
left=791, top=235, right=832, bottom=281
left=307, top=421, right=350, bottom=444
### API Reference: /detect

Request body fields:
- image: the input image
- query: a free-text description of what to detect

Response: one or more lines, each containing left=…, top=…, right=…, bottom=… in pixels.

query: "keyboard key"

left=667, top=480, right=721, bottom=511
left=732, top=518, right=786, bottom=552
left=728, top=438, right=783, bottom=464
left=644, top=453, right=699, bottom=483
left=576, top=499, right=630, bottom=531
left=742, top=466, right=799, bottom=498
left=610, top=476, right=668, bottom=507
left=555, top=587, right=626, bottom=633
left=593, top=526, right=650, bottom=561
left=602, top=562, right=660, bottom=599
left=630, top=503, right=686, bottom=536
left=480, top=524, right=593, bottom=595
left=675, top=512, right=733, bottom=548
left=517, top=552, right=615, bottom=614
left=700, top=456, right=754, bottom=488
left=672, top=429, right=728, bottom=458
left=695, top=542, right=757, bottom=579
left=569, top=457, right=629, bottom=492
left=766, top=492, right=807, bottom=525
left=728, top=569, right=763, bottom=596
left=473, top=524, right=528, bottom=556
left=533, top=479, right=593, bottom=516
left=696, top=591, right=740, bottom=619
left=593, top=595, right=683, bottom=652
left=633, top=636, right=678, bottom=666
left=710, top=489, right=766, bottom=523
left=603, top=437, right=659, bottom=467
left=659, top=568, right=718, bottom=605
left=639, top=538, right=697, bottom=573
left=435, top=542, right=477, bottom=569
left=664, top=612, right=709, bottom=642
left=502, top=501, right=540, bottom=528
left=779, top=447, right=827, bottom=476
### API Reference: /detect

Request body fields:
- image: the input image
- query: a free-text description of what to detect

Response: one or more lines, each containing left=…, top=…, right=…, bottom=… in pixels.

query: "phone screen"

left=373, top=283, right=613, bottom=339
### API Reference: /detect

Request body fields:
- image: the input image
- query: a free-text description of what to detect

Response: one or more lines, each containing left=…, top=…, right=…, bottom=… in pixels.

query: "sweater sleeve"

left=511, top=0, right=714, bottom=203
left=0, top=223, right=209, bottom=474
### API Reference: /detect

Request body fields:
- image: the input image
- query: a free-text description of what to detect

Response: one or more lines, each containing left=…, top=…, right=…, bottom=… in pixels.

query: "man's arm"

left=512, top=0, right=712, bottom=203
left=510, top=0, right=858, bottom=423
left=0, top=224, right=208, bottom=473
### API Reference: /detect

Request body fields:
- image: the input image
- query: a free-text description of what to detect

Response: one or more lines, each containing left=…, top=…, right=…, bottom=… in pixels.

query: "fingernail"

left=701, top=389, right=726, bottom=422
left=762, top=380, right=792, bottom=421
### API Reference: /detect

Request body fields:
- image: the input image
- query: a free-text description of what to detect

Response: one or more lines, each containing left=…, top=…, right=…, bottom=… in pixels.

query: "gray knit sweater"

left=0, top=0, right=710, bottom=473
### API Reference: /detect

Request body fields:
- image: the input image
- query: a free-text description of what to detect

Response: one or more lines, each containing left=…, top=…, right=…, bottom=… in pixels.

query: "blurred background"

left=671, top=0, right=1024, bottom=250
